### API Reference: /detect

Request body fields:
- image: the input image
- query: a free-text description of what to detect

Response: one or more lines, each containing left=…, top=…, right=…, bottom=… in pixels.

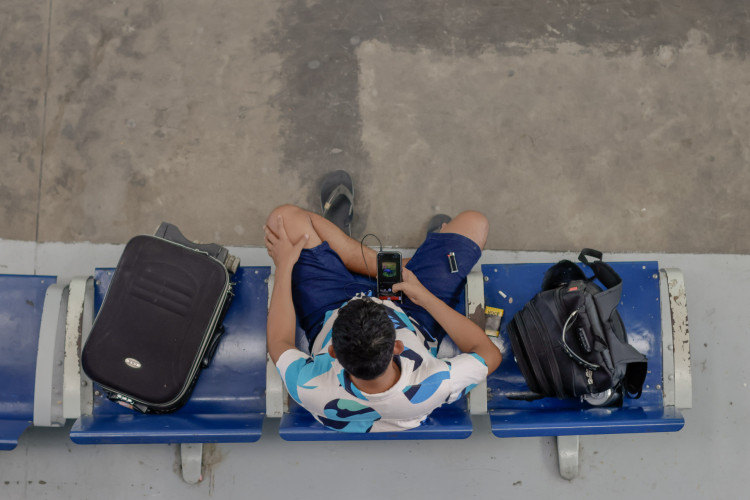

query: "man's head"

left=329, top=298, right=401, bottom=380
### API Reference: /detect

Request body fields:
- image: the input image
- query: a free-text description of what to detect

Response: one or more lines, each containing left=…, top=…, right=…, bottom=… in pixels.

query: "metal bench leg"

left=180, top=443, right=203, bottom=484
left=556, top=435, right=579, bottom=480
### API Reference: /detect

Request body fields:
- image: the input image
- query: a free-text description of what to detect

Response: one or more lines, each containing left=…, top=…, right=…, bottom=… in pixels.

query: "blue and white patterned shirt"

left=275, top=297, right=487, bottom=432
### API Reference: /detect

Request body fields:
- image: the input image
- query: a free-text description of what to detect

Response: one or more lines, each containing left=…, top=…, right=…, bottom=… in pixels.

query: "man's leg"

left=266, top=204, right=375, bottom=347
left=400, top=211, right=488, bottom=344
left=266, top=204, right=377, bottom=277
left=312, top=209, right=489, bottom=277
left=405, top=210, right=488, bottom=301
left=265, top=205, right=323, bottom=249
left=436, top=210, right=489, bottom=250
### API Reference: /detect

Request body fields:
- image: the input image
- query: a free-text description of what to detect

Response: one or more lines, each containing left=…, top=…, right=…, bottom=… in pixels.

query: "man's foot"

left=426, top=214, right=452, bottom=236
left=320, top=170, right=354, bottom=236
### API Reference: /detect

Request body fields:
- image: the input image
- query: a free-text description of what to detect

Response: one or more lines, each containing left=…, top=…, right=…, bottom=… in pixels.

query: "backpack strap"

left=625, top=363, right=648, bottom=398
left=578, top=248, right=622, bottom=320
left=578, top=249, right=621, bottom=289
left=579, top=249, right=649, bottom=398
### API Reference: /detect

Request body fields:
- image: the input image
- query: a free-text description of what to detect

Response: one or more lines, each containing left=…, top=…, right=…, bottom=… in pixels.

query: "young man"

left=264, top=204, right=502, bottom=432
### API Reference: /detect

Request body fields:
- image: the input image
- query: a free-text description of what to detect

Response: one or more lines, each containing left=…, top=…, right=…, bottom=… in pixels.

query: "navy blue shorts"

left=291, top=232, right=482, bottom=346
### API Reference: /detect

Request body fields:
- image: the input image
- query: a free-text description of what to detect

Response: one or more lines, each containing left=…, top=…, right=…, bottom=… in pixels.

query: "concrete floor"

left=2, top=0, right=750, bottom=252
left=1, top=0, right=749, bottom=499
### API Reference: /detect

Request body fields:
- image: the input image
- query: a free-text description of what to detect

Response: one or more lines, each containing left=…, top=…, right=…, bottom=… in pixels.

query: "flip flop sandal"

left=426, top=214, right=452, bottom=236
left=320, top=170, right=354, bottom=236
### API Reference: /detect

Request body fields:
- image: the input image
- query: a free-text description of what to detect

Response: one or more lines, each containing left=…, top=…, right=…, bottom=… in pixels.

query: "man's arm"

left=265, top=216, right=309, bottom=364
left=393, top=268, right=502, bottom=374
left=307, top=213, right=390, bottom=276
left=266, top=262, right=298, bottom=364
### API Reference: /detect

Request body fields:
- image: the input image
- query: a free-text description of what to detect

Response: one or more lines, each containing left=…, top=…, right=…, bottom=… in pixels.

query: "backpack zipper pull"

left=586, top=369, right=594, bottom=387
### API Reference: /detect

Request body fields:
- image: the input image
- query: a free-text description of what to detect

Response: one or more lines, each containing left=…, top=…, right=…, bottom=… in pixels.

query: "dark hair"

left=331, top=298, right=396, bottom=380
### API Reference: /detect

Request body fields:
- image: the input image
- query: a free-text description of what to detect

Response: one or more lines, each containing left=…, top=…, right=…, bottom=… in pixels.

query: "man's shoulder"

left=277, top=349, right=339, bottom=379
left=276, top=349, right=344, bottom=403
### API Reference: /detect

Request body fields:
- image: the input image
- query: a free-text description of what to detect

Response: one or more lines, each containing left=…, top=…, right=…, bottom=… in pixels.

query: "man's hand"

left=264, top=215, right=309, bottom=271
left=393, top=267, right=502, bottom=374
left=392, top=268, right=432, bottom=306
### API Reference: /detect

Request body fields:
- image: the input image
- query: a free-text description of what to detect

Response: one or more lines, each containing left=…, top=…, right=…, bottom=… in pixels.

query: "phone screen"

left=377, top=252, right=402, bottom=301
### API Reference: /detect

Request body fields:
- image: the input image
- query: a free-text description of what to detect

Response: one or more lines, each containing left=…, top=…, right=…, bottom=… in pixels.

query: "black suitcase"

left=82, top=223, right=239, bottom=413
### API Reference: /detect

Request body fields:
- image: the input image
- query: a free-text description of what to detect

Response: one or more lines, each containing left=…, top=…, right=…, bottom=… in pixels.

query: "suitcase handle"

left=155, top=222, right=239, bottom=273
left=201, top=325, right=225, bottom=369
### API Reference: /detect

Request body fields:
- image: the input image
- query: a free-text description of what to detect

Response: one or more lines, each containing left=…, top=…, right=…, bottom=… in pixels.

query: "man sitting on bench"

left=264, top=200, right=502, bottom=432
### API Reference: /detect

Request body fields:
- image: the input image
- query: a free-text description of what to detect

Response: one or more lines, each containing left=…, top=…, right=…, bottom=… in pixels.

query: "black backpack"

left=507, top=249, right=648, bottom=404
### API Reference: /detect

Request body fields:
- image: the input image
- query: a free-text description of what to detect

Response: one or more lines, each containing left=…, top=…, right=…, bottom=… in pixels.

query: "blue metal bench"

left=2, top=256, right=691, bottom=481
left=70, top=266, right=270, bottom=448
left=482, top=261, right=691, bottom=478
left=0, top=275, right=61, bottom=450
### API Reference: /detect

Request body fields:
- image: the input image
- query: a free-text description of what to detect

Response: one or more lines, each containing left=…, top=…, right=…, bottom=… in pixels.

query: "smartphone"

left=377, top=252, right=402, bottom=301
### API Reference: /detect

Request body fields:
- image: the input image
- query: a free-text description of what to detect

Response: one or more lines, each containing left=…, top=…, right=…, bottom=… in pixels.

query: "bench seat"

left=279, top=398, right=473, bottom=441
left=489, top=406, right=684, bottom=437
left=482, top=261, right=686, bottom=438
left=70, top=266, right=270, bottom=445
left=0, top=275, right=58, bottom=450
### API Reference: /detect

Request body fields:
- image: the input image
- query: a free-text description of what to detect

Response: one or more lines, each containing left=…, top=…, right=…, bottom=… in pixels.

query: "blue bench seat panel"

left=0, top=275, right=56, bottom=450
left=71, top=413, right=266, bottom=445
left=70, top=266, right=270, bottom=445
left=490, top=407, right=684, bottom=437
left=483, top=261, right=684, bottom=437
left=280, top=398, right=473, bottom=441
